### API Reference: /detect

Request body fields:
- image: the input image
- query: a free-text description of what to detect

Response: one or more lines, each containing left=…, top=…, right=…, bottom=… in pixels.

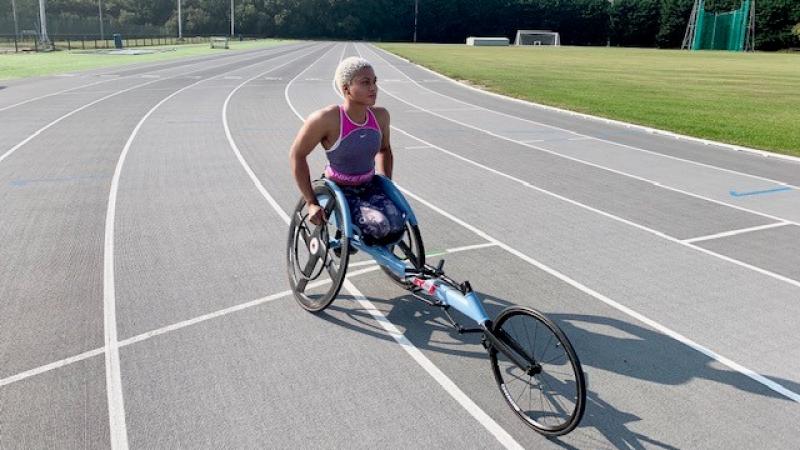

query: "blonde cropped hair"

left=334, top=56, right=373, bottom=94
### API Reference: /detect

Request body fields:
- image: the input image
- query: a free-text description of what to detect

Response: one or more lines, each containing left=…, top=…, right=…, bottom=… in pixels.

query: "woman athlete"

left=289, top=57, right=405, bottom=246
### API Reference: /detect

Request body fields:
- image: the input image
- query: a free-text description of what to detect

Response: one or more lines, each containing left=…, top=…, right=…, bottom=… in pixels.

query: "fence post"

left=82, top=36, right=85, bottom=50
left=67, top=37, right=71, bottom=50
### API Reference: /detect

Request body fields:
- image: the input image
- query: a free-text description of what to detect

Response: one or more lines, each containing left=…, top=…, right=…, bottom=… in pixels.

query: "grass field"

left=0, top=39, right=292, bottom=81
left=377, top=44, right=800, bottom=157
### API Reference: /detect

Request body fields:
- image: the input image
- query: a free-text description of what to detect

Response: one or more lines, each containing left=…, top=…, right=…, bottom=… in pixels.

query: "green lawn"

left=0, top=39, right=293, bottom=81
left=377, top=44, right=800, bottom=157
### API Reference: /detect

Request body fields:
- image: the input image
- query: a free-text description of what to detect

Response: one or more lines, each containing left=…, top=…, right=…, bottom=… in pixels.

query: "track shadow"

left=312, top=286, right=797, bottom=448
left=312, top=291, right=676, bottom=448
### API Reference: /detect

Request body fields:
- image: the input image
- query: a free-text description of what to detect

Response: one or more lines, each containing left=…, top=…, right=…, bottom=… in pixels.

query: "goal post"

left=514, top=30, right=561, bottom=46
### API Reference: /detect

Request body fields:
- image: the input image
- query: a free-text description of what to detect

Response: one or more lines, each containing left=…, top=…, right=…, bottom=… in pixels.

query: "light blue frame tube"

left=430, top=282, right=490, bottom=325
left=321, top=177, right=489, bottom=326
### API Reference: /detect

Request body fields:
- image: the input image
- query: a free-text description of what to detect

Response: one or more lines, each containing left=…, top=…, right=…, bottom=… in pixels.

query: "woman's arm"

left=374, top=107, right=393, bottom=179
left=289, top=108, right=334, bottom=223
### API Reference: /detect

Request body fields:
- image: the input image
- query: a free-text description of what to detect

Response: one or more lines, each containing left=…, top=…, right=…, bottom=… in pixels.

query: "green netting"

left=692, top=0, right=750, bottom=51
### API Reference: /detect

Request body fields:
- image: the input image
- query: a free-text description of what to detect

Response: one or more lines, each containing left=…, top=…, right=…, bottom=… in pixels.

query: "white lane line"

left=103, top=44, right=320, bottom=450
left=0, top=265, right=380, bottom=389
left=0, top=78, right=115, bottom=112
left=396, top=183, right=800, bottom=404
left=117, top=264, right=376, bottom=344
left=224, top=44, right=333, bottom=225
left=369, top=44, right=800, bottom=166
left=16, top=271, right=318, bottom=393
left=389, top=120, right=800, bottom=288
left=0, top=79, right=162, bottom=165
left=0, top=45, right=297, bottom=113
left=342, top=279, right=524, bottom=450
left=683, top=222, right=791, bottom=244
left=284, top=42, right=340, bottom=121
left=235, top=42, right=524, bottom=450
left=351, top=45, right=800, bottom=404
left=118, top=266, right=380, bottom=347
left=354, top=46, right=800, bottom=290
left=360, top=44, right=800, bottom=229
left=0, top=348, right=106, bottom=388
left=441, top=242, right=498, bottom=254
left=406, top=107, right=481, bottom=113
left=0, top=45, right=307, bottom=166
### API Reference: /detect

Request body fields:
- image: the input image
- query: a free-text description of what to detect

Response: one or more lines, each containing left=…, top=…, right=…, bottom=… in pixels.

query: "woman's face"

left=344, top=67, right=378, bottom=106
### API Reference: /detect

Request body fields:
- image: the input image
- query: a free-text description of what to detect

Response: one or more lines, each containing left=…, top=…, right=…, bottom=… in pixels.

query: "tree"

left=610, top=0, right=661, bottom=47
left=656, top=0, right=694, bottom=48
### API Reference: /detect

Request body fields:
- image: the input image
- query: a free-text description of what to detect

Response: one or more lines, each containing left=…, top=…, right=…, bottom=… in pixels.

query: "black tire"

left=287, top=183, right=349, bottom=312
left=381, top=222, right=425, bottom=289
left=488, top=306, right=586, bottom=436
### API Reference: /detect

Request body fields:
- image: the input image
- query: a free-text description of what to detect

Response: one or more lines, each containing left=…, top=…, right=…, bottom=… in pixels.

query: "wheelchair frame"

left=288, top=175, right=586, bottom=436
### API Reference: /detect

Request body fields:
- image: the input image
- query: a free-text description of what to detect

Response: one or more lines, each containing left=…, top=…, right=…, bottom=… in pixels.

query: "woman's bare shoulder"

left=371, top=106, right=390, bottom=125
left=308, top=105, right=339, bottom=124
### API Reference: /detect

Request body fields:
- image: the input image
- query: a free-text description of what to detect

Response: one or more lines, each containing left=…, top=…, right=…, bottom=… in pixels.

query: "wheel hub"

left=527, top=364, right=542, bottom=376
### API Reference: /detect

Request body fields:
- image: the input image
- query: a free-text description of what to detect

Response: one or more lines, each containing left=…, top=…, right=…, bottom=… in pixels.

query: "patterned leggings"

left=340, top=177, right=406, bottom=246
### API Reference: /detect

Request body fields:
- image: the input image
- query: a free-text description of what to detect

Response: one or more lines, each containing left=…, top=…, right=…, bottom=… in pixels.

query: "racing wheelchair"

left=287, top=175, right=586, bottom=436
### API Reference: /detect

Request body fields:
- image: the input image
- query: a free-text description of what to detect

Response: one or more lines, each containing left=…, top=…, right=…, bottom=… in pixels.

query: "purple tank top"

left=324, top=106, right=382, bottom=185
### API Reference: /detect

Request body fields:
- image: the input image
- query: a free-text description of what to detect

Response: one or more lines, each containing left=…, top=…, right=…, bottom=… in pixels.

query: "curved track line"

left=0, top=44, right=310, bottom=166
left=369, top=45, right=800, bottom=166
left=103, top=44, right=318, bottom=450
left=0, top=241, right=489, bottom=388
left=0, top=43, right=303, bottom=113
left=359, top=44, right=800, bottom=226
left=229, top=42, right=525, bottom=450
left=352, top=45, right=800, bottom=291
left=350, top=44, right=800, bottom=404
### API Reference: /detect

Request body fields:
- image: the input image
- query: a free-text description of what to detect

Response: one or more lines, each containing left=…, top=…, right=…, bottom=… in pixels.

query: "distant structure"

left=682, top=0, right=755, bottom=51
left=514, top=30, right=561, bottom=46
left=466, top=37, right=510, bottom=46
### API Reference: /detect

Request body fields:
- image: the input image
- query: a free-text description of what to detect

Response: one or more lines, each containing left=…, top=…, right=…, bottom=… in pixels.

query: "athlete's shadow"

left=317, top=287, right=796, bottom=448
left=317, top=291, right=677, bottom=448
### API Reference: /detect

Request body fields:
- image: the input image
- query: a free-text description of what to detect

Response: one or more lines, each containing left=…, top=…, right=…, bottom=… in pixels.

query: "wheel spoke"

left=301, top=254, right=320, bottom=278
left=492, top=310, right=584, bottom=435
left=296, top=277, right=309, bottom=293
left=542, top=351, right=567, bottom=365
left=326, top=257, right=339, bottom=279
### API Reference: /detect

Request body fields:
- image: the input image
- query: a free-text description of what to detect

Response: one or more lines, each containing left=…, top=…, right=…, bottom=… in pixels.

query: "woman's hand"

left=307, top=202, right=326, bottom=226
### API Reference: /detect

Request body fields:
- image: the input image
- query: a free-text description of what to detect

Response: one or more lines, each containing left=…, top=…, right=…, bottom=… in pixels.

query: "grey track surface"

left=1, top=41, right=798, bottom=449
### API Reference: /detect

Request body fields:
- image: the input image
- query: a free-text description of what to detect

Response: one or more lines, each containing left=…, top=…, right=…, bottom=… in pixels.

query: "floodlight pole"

left=230, top=0, right=234, bottom=36
left=98, top=0, right=105, bottom=41
left=177, top=0, right=183, bottom=39
left=11, top=0, right=19, bottom=52
left=38, top=0, right=51, bottom=47
left=413, top=0, right=418, bottom=42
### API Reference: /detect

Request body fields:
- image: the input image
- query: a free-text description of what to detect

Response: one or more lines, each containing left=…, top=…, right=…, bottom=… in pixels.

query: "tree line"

left=2, top=0, right=799, bottom=50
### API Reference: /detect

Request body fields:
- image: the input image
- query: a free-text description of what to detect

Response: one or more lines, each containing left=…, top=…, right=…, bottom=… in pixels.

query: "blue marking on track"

left=729, top=186, right=793, bottom=197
